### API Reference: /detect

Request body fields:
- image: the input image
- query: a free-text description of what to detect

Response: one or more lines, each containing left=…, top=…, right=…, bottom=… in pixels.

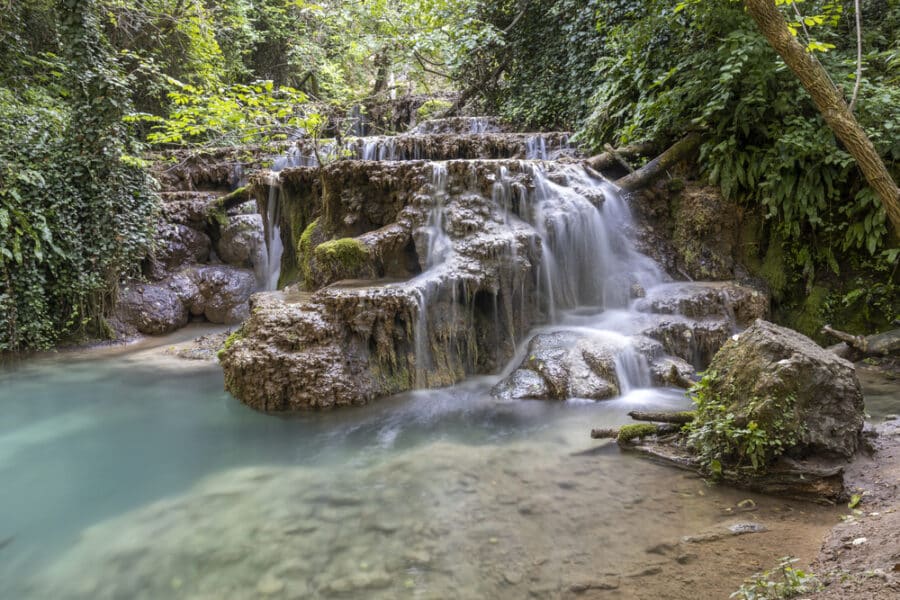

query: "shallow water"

left=0, top=329, right=865, bottom=599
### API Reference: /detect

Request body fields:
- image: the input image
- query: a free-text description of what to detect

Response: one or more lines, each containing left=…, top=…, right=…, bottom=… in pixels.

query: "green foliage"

left=580, top=1, right=899, bottom=266
left=731, top=556, right=820, bottom=600
left=1, top=0, right=157, bottom=353
left=455, top=0, right=605, bottom=129
left=127, top=79, right=315, bottom=147
left=417, top=99, right=453, bottom=121
left=686, top=371, right=800, bottom=476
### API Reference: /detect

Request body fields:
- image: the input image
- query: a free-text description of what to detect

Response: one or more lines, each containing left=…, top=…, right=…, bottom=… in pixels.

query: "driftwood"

left=627, top=410, right=695, bottom=424
left=590, top=423, right=681, bottom=440
left=615, top=133, right=702, bottom=191
left=821, top=324, right=900, bottom=356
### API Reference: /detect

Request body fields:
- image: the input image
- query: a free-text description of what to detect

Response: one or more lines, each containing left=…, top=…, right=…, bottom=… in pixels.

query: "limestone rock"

left=705, top=319, right=864, bottom=458
left=149, top=223, right=211, bottom=279
left=190, top=266, right=256, bottom=324
left=215, top=214, right=264, bottom=268
left=116, top=283, right=188, bottom=335
left=492, top=331, right=625, bottom=401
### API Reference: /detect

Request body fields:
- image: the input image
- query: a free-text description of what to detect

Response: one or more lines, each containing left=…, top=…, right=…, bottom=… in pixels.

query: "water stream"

left=0, top=332, right=851, bottom=599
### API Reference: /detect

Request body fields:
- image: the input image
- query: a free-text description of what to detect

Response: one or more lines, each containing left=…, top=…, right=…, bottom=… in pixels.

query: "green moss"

left=759, top=238, right=788, bottom=301
left=314, top=237, right=368, bottom=271
left=784, top=285, right=829, bottom=338
left=617, top=424, right=658, bottom=443
left=296, top=218, right=321, bottom=286
left=416, top=99, right=452, bottom=121
left=216, top=329, right=243, bottom=361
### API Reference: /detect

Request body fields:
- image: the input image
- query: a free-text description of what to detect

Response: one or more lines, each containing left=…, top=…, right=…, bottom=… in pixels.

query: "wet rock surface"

left=493, top=281, right=767, bottom=401
left=707, top=320, right=865, bottom=458
left=116, top=283, right=189, bottom=335
left=215, top=214, right=265, bottom=268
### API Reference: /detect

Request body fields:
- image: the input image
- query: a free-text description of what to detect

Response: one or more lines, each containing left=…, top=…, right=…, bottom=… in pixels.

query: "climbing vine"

left=0, top=0, right=157, bottom=352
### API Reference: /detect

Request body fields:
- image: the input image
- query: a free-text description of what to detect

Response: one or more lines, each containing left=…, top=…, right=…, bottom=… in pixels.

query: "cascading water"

left=488, top=162, right=668, bottom=395
left=423, top=163, right=451, bottom=269
left=260, top=174, right=284, bottom=291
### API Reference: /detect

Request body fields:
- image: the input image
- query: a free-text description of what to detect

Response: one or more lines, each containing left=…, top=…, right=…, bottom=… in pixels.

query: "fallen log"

left=585, top=142, right=656, bottom=172
left=620, top=439, right=847, bottom=505
left=615, top=133, right=702, bottom=192
left=590, top=423, right=681, bottom=441
left=821, top=324, right=900, bottom=356
left=627, top=410, right=695, bottom=424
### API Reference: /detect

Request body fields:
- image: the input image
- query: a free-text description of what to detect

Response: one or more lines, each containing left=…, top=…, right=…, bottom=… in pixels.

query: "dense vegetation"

left=0, top=0, right=468, bottom=352
left=1, top=0, right=898, bottom=352
left=458, top=0, right=899, bottom=335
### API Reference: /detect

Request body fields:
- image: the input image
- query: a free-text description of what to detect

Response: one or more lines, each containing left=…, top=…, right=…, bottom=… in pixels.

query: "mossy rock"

left=304, top=237, right=372, bottom=286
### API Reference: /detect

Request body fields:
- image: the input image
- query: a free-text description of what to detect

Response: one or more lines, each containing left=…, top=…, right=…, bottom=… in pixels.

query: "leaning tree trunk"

left=745, top=0, right=900, bottom=235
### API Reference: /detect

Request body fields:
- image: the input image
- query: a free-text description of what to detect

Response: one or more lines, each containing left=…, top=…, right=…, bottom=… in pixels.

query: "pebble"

left=256, top=573, right=286, bottom=595
left=503, top=571, right=523, bottom=585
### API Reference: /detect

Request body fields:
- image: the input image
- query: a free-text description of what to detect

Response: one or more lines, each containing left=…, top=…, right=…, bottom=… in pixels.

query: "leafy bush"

left=686, top=371, right=800, bottom=476
left=127, top=80, right=315, bottom=147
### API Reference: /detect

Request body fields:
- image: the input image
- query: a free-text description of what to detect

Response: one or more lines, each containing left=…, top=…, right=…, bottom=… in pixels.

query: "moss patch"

left=296, top=218, right=321, bottom=287
left=314, top=238, right=369, bottom=272
left=216, top=329, right=243, bottom=361
left=617, top=424, right=658, bottom=443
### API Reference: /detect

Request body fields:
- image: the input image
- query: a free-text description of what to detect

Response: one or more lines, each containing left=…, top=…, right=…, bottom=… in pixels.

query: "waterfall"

left=423, top=163, right=451, bottom=269
left=526, top=164, right=663, bottom=315
left=260, top=174, right=284, bottom=291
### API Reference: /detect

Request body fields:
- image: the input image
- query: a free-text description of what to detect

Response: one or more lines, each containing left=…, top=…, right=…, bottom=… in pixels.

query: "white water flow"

left=498, top=163, right=667, bottom=394
left=261, top=175, right=284, bottom=290
left=423, top=163, right=451, bottom=269
left=407, top=160, right=667, bottom=395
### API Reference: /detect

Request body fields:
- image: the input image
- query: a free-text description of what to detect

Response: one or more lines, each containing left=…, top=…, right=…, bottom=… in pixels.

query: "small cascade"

left=613, top=345, right=653, bottom=394
left=422, top=163, right=452, bottom=269
left=260, top=174, right=284, bottom=290
left=525, top=136, right=547, bottom=160
left=527, top=164, right=664, bottom=316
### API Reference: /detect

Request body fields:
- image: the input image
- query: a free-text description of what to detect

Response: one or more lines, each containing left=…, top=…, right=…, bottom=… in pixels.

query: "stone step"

left=281, top=132, right=578, bottom=167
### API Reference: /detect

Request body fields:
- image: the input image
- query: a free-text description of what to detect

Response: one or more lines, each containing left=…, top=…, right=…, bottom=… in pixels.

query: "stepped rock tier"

left=219, top=118, right=767, bottom=410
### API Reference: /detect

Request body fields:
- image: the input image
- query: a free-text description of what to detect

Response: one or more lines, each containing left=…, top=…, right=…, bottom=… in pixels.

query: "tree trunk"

left=615, top=133, right=701, bottom=191
left=585, top=142, right=656, bottom=172
left=744, top=0, right=900, bottom=235
left=627, top=410, right=696, bottom=424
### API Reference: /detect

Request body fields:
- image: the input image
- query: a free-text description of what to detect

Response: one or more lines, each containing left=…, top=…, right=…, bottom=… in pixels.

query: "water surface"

left=0, top=329, right=856, bottom=599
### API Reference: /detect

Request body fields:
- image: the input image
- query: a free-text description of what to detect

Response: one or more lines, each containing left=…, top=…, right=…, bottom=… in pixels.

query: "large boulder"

left=703, top=320, right=864, bottom=458
left=116, top=283, right=189, bottom=335
left=192, top=265, right=256, bottom=324
left=148, top=223, right=211, bottom=279
left=492, top=331, right=625, bottom=401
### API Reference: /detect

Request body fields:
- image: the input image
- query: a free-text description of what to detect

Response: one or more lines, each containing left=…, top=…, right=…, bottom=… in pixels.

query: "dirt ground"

left=809, top=417, right=900, bottom=599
